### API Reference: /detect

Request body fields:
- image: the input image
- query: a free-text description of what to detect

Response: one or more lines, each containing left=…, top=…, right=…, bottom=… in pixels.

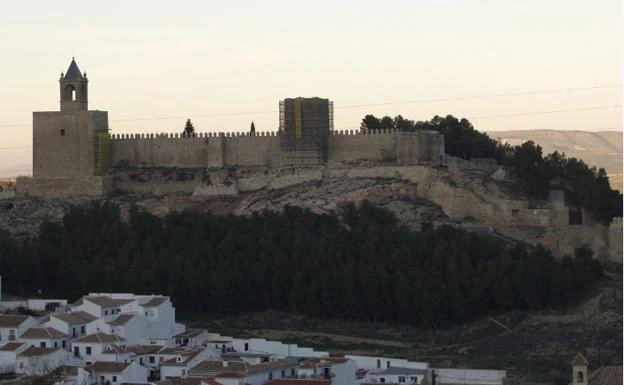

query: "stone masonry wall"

left=15, top=176, right=112, bottom=198
left=327, top=130, right=396, bottom=163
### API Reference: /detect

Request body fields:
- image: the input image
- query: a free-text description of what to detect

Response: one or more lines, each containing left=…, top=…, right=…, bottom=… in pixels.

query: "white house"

left=0, top=315, right=39, bottom=342
left=126, top=344, right=164, bottom=368
left=298, top=357, right=357, bottom=385
left=268, top=379, right=330, bottom=385
left=45, top=311, right=98, bottom=340
left=158, top=347, right=220, bottom=379
left=87, top=314, right=148, bottom=346
left=186, top=360, right=247, bottom=379
left=70, top=296, right=133, bottom=319
left=365, top=367, right=426, bottom=385
left=20, top=327, right=69, bottom=349
left=174, top=329, right=212, bottom=348
left=0, top=342, right=28, bottom=373
left=231, top=338, right=328, bottom=359
left=431, top=368, right=507, bottom=385
left=221, top=351, right=277, bottom=365
left=16, top=346, right=72, bottom=376
left=346, top=355, right=429, bottom=372
left=77, top=361, right=149, bottom=385
left=71, top=332, right=126, bottom=364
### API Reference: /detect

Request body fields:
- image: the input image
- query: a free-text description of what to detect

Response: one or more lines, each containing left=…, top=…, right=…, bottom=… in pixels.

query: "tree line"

left=362, top=114, right=622, bottom=222
left=0, top=201, right=603, bottom=327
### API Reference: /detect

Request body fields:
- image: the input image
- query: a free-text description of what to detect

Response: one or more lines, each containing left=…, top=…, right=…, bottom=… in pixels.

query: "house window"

left=149, top=356, right=155, bottom=364
left=74, top=347, right=79, bottom=357
left=86, top=346, right=92, bottom=355
left=105, top=310, right=108, bottom=315
left=54, top=342, right=58, bottom=348
left=182, top=370, right=186, bottom=377
left=399, top=376, right=406, bottom=383
left=244, top=343, right=249, bottom=351
left=577, top=371, right=584, bottom=383
left=139, top=358, right=143, bottom=365
left=410, top=377, right=418, bottom=383
left=60, top=129, right=66, bottom=136
left=377, top=359, right=381, bottom=369
left=268, top=373, right=273, bottom=380
left=62, top=340, right=66, bottom=349
left=81, top=326, right=86, bottom=334
left=387, top=361, right=390, bottom=368
left=8, top=330, right=16, bottom=341
left=281, top=370, right=285, bottom=378
left=73, top=328, right=77, bottom=338
left=291, top=369, right=295, bottom=376
left=380, top=379, right=385, bottom=383
left=40, top=342, right=46, bottom=348
left=100, top=376, right=105, bottom=383
left=112, top=376, right=117, bottom=383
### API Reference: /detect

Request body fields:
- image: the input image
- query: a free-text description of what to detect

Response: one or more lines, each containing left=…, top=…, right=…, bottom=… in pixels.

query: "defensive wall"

left=108, top=128, right=443, bottom=169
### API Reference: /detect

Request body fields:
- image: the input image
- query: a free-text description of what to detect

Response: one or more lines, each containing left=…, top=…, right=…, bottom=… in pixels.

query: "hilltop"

left=488, top=130, right=622, bottom=190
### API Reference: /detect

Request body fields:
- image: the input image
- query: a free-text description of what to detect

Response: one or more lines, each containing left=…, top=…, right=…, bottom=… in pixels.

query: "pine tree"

left=183, top=119, right=195, bottom=137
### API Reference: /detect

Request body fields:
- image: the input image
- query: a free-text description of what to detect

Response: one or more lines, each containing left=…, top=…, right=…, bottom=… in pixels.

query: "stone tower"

left=23, top=58, right=112, bottom=197
left=572, top=353, right=589, bottom=385
left=60, top=58, right=89, bottom=112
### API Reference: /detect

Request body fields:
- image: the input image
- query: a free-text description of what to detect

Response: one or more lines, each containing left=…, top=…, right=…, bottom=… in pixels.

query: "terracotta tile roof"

left=107, top=314, right=135, bottom=326
left=0, top=315, right=30, bottom=327
left=19, top=347, right=59, bottom=357
left=52, top=311, right=97, bottom=325
left=141, top=297, right=168, bottom=307
left=126, top=345, right=163, bottom=355
left=156, top=378, right=218, bottom=385
left=85, top=296, right=134, bottom=308
left=188, top=360, right=247, bottom=376
left=0, top=342, right=26, bottom=351
left=85, top=362, right=129, bottom=374
left=215, top=371, right=248, bottom=379
left=73, top=332, right=125, bottom=344
left=159, top=347, right=191, bottom=355
left=103, top=345, right=130, bottom=354
left=247, top=359, right=298, bottom=374
left=21, top=327, right=68, bottom=339
left=51, top=365, right=80, bottom=377
left=589, top=366, right=623, bottom=385
left=268, top=380, right=330, bottom=385
left=160, top=348, right=205, bottom=366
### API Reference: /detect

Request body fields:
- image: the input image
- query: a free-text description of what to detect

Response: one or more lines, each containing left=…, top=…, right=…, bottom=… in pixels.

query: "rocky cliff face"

left=1, top=163, right=620, bottom=262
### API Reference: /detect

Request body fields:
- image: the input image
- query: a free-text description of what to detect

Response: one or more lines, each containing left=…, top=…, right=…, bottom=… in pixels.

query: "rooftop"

left=374, top=367, right=427, bottom=376
left=0, top=342, right=26, bottom=351
left=85, top=362, right=130, bottom=374
left=21, top=327, right=68, bottom=339
left=107, top=314, right=135, bottom=326
left=0, top=314, right=30, bottom=327
left=589, top=366, right=623, bottom=385
left=73, top=332, right=126, bottom=344
left=19, top=347, right=59, bottom=357
left=141, top=296, right=168, bottom=307
left=63, top=58, right=84, bottom=80
left=268, top=380, right=330, bottom=385
left=52, top=311, right=97, bottom=325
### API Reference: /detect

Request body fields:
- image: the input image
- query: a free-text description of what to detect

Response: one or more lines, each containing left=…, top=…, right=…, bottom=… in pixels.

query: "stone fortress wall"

left=109, top=128, right=443, bottom=169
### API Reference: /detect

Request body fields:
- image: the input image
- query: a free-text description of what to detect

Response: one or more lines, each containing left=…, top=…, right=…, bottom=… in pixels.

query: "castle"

left=18, top=59, right=444, bottom=198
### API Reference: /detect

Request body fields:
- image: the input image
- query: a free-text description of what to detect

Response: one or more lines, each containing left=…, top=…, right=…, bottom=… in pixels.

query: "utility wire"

left=0, top=83, right=620, bottom=128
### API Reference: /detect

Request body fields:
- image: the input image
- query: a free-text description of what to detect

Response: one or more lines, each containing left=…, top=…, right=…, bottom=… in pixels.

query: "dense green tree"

left=0, top=201, right=605, bottom=327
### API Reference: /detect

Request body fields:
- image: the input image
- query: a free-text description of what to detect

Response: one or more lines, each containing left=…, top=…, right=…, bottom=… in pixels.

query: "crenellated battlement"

left=110, top=131, right=281, bottom=140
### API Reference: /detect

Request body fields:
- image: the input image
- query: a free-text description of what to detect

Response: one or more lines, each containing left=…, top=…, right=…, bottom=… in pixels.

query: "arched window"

left=64, top=84, right=76, bottom=101
left=577, top=371, right=584, bottom=382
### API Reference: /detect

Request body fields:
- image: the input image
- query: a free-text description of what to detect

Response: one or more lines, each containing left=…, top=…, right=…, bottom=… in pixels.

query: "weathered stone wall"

left=33, top=111, right=108, bottom=177
left=15, top=176, right=112, bottom=198
left=223, top=135, right=281, bottom=167
left=328, top=130, right=396, bottom=163
left=111, top=134, right=224, bottom=168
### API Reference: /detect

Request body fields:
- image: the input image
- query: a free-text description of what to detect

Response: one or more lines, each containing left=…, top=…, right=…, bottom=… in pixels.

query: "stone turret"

left=60, top=58, right=89, bottom=112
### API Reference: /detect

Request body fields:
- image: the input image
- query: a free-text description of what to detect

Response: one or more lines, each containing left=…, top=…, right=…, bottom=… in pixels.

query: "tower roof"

left=64, top=58, right=84, bottom=80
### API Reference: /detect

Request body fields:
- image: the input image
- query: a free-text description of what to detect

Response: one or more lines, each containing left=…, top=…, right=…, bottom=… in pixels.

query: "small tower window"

left=577, top=371, right=584, bottom=383
left=60, top=129, right=66, bottom=136
left=64, top=84, right=76, bottom=101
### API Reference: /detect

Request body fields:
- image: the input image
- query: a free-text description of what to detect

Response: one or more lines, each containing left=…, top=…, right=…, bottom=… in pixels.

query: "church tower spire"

left=59, top=57, right=88, bottom=112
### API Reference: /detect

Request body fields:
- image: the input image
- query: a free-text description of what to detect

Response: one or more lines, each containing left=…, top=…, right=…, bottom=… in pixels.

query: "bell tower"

left=60, top=57, right=88, bottom=112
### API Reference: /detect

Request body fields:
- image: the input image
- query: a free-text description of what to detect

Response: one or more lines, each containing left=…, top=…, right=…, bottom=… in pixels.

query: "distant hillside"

left=488, top=130, right=622, bottom=191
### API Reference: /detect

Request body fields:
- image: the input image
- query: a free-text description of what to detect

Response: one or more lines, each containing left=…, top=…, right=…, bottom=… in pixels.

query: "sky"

left=0, top=0, right=622, bottom=176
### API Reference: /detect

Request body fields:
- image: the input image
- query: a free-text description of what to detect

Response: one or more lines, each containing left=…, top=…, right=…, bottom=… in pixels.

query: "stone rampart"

left=328, top=129, right=396, bottom=164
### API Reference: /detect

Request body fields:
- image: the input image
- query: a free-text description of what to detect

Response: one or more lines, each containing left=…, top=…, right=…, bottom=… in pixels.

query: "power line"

left=468, top=105, right=622, bottom=120
left=0, top=83, right=620, bottom=128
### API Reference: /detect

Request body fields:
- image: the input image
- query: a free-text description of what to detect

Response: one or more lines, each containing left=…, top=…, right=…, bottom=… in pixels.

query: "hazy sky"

left=0, top=0, right=622, bottom=175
